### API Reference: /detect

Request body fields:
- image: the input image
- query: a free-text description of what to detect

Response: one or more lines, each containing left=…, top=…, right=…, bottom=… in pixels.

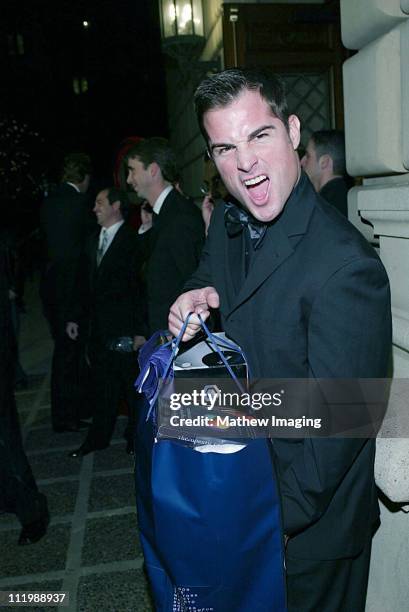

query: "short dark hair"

left=310, top=130, right=346, bottom=176
left=103, top=187, right=130, bottom=219
left=61, top=152, right=91, bottom=183
left=194, top=68, right=290, bottom=144
left=125, top=137, right=179, bottom=184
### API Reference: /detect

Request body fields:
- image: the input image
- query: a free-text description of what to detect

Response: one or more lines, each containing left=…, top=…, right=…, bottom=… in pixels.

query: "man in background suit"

left=169, top=69, right=391, bottom=612
left=40, top=152, right=94, bottom=432
left=301, top=129, right=350, bottom=217
left=126, top=138, right=204, bottom=334
left=67, top=188, right=146, bottom=457
left=0, top=240, right=49, bottom=545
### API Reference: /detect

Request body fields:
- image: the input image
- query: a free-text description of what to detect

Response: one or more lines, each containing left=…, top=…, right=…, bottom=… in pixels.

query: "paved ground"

left=0, top=277, right=154, bottom=612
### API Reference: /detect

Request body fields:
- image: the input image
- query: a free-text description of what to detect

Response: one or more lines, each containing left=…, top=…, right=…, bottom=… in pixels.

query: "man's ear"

left=149, top=161, right=160, bottom=178
left=112, top=200, right=121, bottom=212
left=319, top=154, right=331, bottom=171
left=288, top=115, right=301, bottom=150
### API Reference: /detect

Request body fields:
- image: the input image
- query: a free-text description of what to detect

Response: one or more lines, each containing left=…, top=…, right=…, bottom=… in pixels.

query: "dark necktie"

left=224, top=202, right=267, bottom=250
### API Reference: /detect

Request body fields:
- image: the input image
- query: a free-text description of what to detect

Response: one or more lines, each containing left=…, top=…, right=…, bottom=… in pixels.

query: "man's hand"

left=168, top=287, right=220, bottom=341
left=66, top=322, right=79, bottom=340
left=133, top=335, right=146, bottom=350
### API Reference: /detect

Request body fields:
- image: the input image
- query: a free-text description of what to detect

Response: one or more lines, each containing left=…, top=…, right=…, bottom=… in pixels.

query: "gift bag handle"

left=197, top=314, right=248, bottom=394
left=146, top=313, right=248, bottom=420
left=145, top=315, right=194, bottom=420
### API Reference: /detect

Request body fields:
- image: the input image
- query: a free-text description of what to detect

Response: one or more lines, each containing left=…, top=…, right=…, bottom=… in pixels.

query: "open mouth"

left=243, top=175, right=269, bottom=204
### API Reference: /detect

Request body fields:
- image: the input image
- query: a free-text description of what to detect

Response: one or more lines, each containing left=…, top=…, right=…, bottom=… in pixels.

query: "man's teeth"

left=244, top=175, right=267, bottom=187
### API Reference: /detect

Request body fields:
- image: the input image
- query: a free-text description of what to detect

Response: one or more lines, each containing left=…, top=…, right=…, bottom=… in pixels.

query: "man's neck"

left=147, top=181, right=171, bottom=207
left=153, top=184, right=174, bottom=216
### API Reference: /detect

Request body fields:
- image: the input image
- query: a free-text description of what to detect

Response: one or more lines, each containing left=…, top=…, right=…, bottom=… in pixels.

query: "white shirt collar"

left=153, top=185, right=173, bottom=215
left=66, top=181, right=81, bottom=193
left=99, top=220, right=124, bottom=247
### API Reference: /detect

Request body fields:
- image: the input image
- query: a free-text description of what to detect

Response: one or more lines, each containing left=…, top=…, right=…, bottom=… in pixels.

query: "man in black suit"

left=125, top=138, right=204, bottom=334
left=40, top=152, right=94, bottom=431
left=168, top=69, right=392, bottom=611
left=0, top=241, right=49, bottom=545
left=67, top=188, right=146, bottom=457
left=301, top=129, right=350, bottom=217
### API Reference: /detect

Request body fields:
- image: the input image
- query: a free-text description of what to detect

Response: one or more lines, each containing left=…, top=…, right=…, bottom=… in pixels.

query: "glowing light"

left=82, top=20, right=89, bottom=28
left=168, top=4, right=176, bottom=22
left=181, top=4, right=192, bottom=22
left=179, top=3, right=193, bottom=32
left=161, top=0, right=204, bottom=38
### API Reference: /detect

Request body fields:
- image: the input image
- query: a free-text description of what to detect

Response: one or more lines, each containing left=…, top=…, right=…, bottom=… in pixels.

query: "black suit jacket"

left=319, top=176, right=349, bottom=217
left=73, top=223, right=147, bottom=345
left=186, top=173, right=392, bottom=560
left=40, top=183, right=95, bottom=318
left=145, top=189, right=204, bottom=334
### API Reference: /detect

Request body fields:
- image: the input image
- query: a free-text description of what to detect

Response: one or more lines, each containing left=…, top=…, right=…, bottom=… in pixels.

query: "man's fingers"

left=168, top=287, right=220, bottom=340
left=204, top=287, right=220, bottom=309
left=168, top=310, right=186, bottom=337
left=168, top=310, right=202, bottom=338
left=66, top=322, right=79, bottom=340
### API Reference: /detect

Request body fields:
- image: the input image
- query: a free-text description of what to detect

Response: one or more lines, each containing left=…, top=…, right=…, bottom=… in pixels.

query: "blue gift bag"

left=134, top=319, right=287, bottom=611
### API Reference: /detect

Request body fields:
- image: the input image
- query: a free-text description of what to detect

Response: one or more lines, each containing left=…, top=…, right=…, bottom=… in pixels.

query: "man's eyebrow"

left=210, top=125, right=276, bottom=151
left=209, top=141, right=234, bottom=152
left=248, top=125, right=276, bottom=140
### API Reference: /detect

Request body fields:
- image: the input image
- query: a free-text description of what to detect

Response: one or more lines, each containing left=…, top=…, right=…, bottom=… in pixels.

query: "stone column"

left=341, top=1, right=409, bottom=609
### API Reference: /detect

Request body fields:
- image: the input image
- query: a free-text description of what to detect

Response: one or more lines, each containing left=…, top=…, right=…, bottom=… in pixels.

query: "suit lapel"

left=224, top=173, right=315, bottom=318
left=89, top=233, right=99, bottom=285
left=225, top=230, right=246, bottom=299
left=153, top=189, right=176, bottom=231
left=226, top=225, right=294, bottom=317
left=96, top=224, right=125, bottom=276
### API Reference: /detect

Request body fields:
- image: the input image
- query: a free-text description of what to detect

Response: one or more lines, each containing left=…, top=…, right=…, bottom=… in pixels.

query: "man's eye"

left=214, top=146, right=233, bottom=157
left=255, top=132, right=269, bottom=140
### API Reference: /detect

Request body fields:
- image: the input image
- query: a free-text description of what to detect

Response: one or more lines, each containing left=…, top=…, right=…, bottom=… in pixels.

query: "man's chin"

left=243, top=200, right=270, bottom=221
left=239, top=191, right=269, bottom=218
left=241, top=190, right=288, bottom=222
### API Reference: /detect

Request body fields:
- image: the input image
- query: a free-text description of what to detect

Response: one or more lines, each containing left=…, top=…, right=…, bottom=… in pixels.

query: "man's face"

left=300, top=139, right=321, bottom=190
left=204, top=89, right=301, bottom=222
left=93, top=190, right=119, bottom=227
left=127, top=157, right=151, bottom=200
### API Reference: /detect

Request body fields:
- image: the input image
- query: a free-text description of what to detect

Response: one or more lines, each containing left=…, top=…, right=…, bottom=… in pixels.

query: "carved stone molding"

left=354, top=180, right=409, bottom=237
left=391, top=308, right=409, bottom=353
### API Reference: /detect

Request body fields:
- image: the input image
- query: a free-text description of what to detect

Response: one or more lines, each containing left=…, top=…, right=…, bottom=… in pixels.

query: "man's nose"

left=236, top=144, right=257, bottom=173
left=126, top=171, right=132, bottom=184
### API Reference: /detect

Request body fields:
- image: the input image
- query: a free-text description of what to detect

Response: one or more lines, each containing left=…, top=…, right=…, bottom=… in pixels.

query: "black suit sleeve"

left=145, top=200, right=205, bottom=332
left=183, top=206, right=218, bottom=291
left=65, top=245, right=91, bottom=326
left=129, top=239, right=149, bottom=337
left=168, top=215, right=205, bottom=284
left=274, top=257, right=391, bottom=536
